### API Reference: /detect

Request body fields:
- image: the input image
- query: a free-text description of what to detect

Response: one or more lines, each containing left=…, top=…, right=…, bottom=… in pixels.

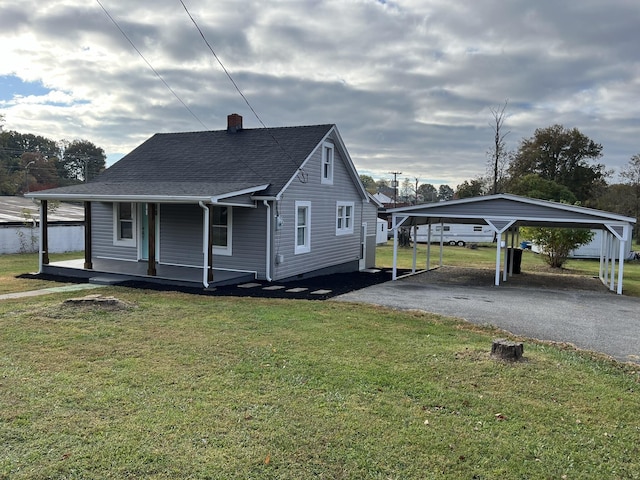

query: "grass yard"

left=1, top=254, right=640, bottom=478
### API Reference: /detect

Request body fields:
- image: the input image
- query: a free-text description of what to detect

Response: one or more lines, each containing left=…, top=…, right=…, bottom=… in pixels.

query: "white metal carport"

left=388, top=194, right=636, bottom=295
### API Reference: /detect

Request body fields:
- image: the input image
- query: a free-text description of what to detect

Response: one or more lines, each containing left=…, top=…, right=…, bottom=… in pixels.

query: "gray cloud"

left=1, top=0, right=639, bottom=188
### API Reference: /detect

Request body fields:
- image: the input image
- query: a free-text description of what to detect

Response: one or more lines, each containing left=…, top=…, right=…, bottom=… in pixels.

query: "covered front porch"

left=42, top=257, right=256, bottom=288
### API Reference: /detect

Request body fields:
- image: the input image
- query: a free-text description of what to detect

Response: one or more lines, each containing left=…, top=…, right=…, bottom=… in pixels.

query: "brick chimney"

left=227, top=113, right=243, bottom=133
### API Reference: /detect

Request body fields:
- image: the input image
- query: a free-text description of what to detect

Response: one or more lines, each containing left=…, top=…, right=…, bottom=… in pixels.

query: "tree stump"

left=491, top=338, right=524, bottom=361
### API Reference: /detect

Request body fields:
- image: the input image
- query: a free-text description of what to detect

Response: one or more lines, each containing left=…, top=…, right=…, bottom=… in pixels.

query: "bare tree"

left=620, top=153, right=640, bottom=241
left=488, top=100, right=510, bottom=194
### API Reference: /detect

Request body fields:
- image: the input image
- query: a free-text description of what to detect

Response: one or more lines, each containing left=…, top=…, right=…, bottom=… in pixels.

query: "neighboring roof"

left=372, top=192, right=393, bottom=204
left=27, top=124, right=365, bottom=202
left=389, top=193, right=636, bottom=231
left=0, top=196, right=84, bottom=223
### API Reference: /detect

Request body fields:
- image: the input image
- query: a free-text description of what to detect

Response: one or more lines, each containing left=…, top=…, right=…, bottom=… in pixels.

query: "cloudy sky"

left=1, top=0, right=639, bottom=189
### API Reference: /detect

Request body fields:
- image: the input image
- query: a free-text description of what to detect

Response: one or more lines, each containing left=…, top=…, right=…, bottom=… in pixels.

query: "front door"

left=139, top=203, right=159, bottom=261
left=140, top=204, right=149, bottom=260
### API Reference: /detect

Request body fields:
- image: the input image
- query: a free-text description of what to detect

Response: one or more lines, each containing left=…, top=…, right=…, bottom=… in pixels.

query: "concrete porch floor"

left=43, top=258, right=256, bottom=288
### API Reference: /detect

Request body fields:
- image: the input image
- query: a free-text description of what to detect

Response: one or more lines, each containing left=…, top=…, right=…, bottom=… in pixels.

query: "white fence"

left=0, top=223, right=84, bottom=254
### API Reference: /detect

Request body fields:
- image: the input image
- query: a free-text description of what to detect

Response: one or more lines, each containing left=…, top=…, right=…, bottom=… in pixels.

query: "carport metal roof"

left=388, top=194, right=636, bottom=294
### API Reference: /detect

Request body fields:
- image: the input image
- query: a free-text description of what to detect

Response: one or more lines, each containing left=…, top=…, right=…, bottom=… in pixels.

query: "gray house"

left=27, top=114, right=378, bottom=287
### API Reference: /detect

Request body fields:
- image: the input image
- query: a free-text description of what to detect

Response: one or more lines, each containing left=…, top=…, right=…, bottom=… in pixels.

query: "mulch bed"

left=19, top=269, right=410, bottom=300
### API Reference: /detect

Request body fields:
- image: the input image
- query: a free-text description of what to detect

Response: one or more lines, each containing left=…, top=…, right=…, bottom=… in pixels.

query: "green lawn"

left=1, top=253, right=640, bottom=478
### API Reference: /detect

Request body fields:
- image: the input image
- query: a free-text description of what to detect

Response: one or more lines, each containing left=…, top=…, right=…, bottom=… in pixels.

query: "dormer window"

left=321, top=142, right=334, bottom=184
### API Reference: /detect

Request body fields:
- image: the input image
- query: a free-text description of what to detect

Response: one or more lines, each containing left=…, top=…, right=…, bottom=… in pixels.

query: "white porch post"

left=199, top=201, right=210, bottom=288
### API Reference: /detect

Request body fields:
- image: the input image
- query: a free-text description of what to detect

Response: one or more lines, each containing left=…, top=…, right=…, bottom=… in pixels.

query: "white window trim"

left=113, top=202, right=137, bottom=247
left=321, top=142, right=334, bottom=185
left=212, top=206, right=233, bottom=256
left=336, top=201, right=355, bottom=235
left=295, top=201, right=311, bottom=254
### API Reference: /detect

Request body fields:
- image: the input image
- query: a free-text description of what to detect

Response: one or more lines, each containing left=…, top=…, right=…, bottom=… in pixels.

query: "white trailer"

left=410, top=223, right=494, bottom=246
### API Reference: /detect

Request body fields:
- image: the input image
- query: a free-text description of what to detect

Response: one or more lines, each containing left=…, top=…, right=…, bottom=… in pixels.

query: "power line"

left=95, top=0, right=208, bottom=130
left=179, top=0, right=307, bottom=182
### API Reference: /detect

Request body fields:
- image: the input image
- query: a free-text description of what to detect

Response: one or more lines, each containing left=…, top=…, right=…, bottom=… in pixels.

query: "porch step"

left=89, top=275, right=135, bottom=285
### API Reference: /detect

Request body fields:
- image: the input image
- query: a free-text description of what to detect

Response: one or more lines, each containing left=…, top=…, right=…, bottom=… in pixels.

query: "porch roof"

left=26, top=181, right=271, bottom=204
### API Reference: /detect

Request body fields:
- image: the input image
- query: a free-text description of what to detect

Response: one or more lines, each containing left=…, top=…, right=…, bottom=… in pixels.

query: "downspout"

left=198, top=201, right=210, bottom=288
left=263, top=200, right=272, bottom=281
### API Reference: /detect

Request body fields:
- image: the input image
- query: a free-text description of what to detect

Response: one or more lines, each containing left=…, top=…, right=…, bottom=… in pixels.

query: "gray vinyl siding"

left=91, top=202, right=137, bottom=260
left=272, top=135, right=366, bottom=280
left=159, top=203, right=267, bottom=277
left=363, top=201, right=378, bottom=268
left=212, top=204, right=267, bottom=277
left=159, top=204, right=203, bottom=266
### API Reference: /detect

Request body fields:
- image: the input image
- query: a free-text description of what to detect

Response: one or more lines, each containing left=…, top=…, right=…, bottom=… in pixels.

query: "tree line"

left=0, top=124, right=106, bottom=195
left=363, top=123, right=640, bottom=243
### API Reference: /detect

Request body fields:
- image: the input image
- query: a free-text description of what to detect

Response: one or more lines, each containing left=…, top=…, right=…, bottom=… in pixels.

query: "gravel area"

left=407, top=265, right=610, bottom=292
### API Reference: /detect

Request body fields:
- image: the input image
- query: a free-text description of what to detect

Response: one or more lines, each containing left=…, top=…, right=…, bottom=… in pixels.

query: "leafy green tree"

left=507, top=124, right=607, bottom=203
left=418, top=183, right=438, bottom=203
left=359, top=174, right=376, bottom=193
left=61, top=139, right=106, bottom=182
left=0, top=130, right=62, bottom=194
left=521, top=227, right=594, bottom=268
left=507, top=174, right=576, bottom=203
left=438, top=184, right=454, bottom=201
left=455, top=179, right=485, bottom=199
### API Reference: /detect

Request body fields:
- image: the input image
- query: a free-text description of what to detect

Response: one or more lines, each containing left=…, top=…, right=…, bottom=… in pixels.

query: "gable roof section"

left=389, top=194, right=636, bottom=230
left=27, top=124, right=342, bottom=202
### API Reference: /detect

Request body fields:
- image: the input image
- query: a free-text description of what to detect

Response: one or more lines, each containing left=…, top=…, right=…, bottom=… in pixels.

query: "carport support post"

left=495, top=237, right=502, bottom=286
left=610, top=237, right=618, bottom=291
left=411, top=224, right=418, bottom=273
left=426, top=221, right=432, bottom=271
left=439, top=221, right=444, bottom=267
left=392, top=214, right=399, bottom=280
left=617, top=238, right=626, bottom=295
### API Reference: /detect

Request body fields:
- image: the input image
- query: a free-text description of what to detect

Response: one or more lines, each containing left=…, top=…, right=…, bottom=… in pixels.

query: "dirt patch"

left=63, top=294, right=135, bottom=310
left=405, top=265, right=610, bottom=292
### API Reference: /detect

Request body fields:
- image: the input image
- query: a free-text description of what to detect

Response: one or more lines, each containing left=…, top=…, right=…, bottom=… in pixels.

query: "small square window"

left=336, top=201, right=354, bottom=235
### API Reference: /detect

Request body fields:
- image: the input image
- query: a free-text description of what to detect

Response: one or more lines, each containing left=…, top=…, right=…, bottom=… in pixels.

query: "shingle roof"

left=29, top=124, right=334, bottom=200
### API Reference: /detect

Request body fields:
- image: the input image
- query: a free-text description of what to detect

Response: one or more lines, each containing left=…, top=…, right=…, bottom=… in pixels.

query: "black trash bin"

left=506, top=247, right=523, bottom=274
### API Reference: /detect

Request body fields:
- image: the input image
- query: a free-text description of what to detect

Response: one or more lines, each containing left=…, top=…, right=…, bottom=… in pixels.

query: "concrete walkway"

left=0, top=283, right=104, bottom=301
left=336, top=280, right=640, bottom=365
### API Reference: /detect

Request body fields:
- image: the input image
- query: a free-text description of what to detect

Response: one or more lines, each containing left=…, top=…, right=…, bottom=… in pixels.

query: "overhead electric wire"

left=179, top=0, right=308, bottom=182
left=96, top=0, right=208, bottom=130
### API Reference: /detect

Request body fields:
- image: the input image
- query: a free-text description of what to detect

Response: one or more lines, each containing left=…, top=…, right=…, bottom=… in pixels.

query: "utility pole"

left=414, top=177, right=420, bottom=205
left=389, top=171, right=402, bottom=207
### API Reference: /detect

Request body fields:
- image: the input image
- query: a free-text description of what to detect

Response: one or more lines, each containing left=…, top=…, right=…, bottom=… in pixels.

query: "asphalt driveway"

left=336, top=279, right=640, bottom=365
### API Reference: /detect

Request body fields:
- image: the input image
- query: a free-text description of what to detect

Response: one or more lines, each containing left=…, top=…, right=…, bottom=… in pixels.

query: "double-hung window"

left=114, top=202, right=136, bottom=246
left=321, top=142, right=334, bottom=184
left=295, top=201, right=311, bottom=254
left=211, top=206, right=232, bottom=255
left=336, top=201, right=354, bottom=235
